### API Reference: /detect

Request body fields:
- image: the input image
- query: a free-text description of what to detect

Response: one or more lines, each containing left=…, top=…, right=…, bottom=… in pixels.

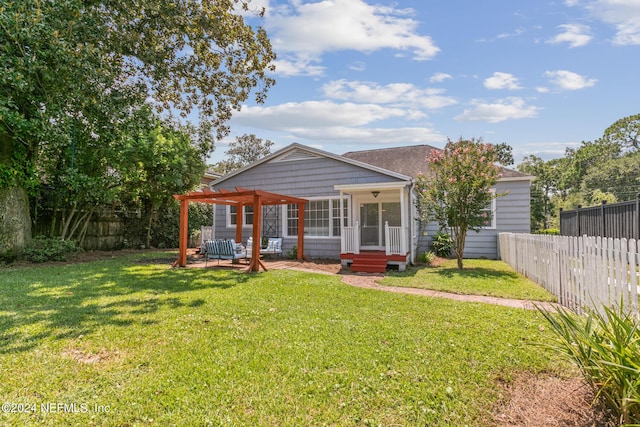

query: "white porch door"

left=359, top=202, right=401, bottom=249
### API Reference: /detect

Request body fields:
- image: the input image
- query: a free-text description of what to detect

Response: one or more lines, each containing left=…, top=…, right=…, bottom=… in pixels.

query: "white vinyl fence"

left=499, top=233, right=640, bottom=315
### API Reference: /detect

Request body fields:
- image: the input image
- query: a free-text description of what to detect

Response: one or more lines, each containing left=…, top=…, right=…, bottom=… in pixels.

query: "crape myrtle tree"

left=417, top=138, right=506, bottom=269
left=0, top=0, right=275, bottom=253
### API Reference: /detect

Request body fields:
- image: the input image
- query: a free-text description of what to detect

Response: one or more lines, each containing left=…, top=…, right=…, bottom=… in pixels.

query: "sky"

left=209, top=0, right=640, bottom=166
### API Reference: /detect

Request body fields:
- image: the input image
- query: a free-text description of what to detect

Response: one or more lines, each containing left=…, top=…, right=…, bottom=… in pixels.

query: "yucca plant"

left=538, top=304, right=640, bottom=425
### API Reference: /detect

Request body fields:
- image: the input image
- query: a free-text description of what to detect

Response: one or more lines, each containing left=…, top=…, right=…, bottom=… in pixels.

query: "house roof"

left=343, top=144, right=532, bottom=180
left=210, top=142, right=531, bottom=189
left=210, top=142, right=413, bottom=187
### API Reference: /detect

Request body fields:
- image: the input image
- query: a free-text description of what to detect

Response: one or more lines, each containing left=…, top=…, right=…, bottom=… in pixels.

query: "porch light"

left=372, top=191, right=380, bottom=198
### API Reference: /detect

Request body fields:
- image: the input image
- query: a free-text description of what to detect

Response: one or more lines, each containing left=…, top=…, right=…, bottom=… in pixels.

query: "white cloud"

left=516, top=141, right=581, bottom=161
left=545, top=70, right=597, bottom=90
left=321, top=79, right=457, bottom=109
left=348, top=61, right=367, bottom=72
left=273, top=57, right=325, bottom=77
left=455, top=97, right=541, bottom=123
left=228, top=100, right=444, bottom=143
left=265, top=0, right=439, bottom=76
left=232, top=101, right=410, bottom=130
left=547, top=23, right=593, bottom=47
left=496, top=27, right=526, bottom=39
left=430, top=72, right=453, bottom=83
left=484, top=72, right=523, bottom=90
left=583, top=0, right=640, bottom=45
left=288, top=126, right=444, bottom=144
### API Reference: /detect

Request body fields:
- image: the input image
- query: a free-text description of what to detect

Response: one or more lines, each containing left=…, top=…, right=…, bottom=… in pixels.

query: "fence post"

left=636, top=193, right=640, bottom=241
left=601, top=200, right=607, bottom=238
left=559, top=208, right=564, bottom=235
left=576, top=205, right=582, bottom=237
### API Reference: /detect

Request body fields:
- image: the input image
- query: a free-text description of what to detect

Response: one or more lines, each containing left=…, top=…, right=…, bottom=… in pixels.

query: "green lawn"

left=382, top=258, right=557, bottom=302
left=0, top=252, right=562, bottom=426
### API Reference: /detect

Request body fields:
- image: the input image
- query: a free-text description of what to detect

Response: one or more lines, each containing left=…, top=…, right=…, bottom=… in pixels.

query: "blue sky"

left=209, top=0, right=640, bottom=165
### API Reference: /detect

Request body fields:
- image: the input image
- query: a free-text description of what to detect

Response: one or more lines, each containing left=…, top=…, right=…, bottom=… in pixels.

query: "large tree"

left=0, top=0, right=275, bottom=253
left=213, top=133, right=274, bottom=174
left=602, top=114, right=640, bottom=152
left=518, top=154, right=561, bottom=231
left=417, top=138, right=505, bottom=269
left=120, top=121, right=206, bottom=248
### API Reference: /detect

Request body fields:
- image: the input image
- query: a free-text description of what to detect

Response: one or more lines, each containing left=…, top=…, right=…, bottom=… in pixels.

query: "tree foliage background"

left=213, top=134, right=274, bottom=175
left=517, top=114, right=640, bottom=232
left=0, top=0, right=275, bottom=253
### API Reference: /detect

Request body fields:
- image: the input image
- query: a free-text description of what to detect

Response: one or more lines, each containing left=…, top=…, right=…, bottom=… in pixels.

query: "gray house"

left=208, top=143, right=532, bottom=272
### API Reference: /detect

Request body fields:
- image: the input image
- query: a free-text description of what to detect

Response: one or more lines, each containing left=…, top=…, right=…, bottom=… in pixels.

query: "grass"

left=382, top=258, right=557, bottom=302
left=0, top=252, right=562, bottom=426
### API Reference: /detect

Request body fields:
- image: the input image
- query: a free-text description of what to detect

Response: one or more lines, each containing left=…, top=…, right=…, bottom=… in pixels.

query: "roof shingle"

left=342, top=144, right=531, bottom=180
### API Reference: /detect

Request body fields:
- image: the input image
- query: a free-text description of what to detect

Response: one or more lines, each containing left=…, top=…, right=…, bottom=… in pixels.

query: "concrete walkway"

left=262, top=259, right=561, bottom=311
left=339, top=273, right=560, bottom=311
left=185, top=255, right=560, bottom=311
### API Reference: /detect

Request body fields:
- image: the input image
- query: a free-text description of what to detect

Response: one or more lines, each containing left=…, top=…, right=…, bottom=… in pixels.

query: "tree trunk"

left=145, top=205, right=155, bottom=249
left=0, top=185, right=32, bottom=254
left=454, top=227, right=466, bottom=269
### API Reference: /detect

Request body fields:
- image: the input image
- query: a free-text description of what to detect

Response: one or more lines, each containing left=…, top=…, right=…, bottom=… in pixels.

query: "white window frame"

left=481, top=190, right=497, bottom=229
left=283, top=196, right=349, bottom=238
left=226, top=205, right=254, bottom=228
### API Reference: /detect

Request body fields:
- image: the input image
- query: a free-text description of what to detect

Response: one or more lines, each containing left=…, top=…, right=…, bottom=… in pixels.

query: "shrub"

left=21, top=236, right=81, bottom=263
left=286, top=246, right=297, bottom=260
left=533, top=228, right=560, bottom=235
left=417, top=250, right=436, bottom=266
left=538, top=304, right=640, bottom=425
left=431, top=231, right=453, bottom=258
left=0, top=249, right=18, bottom=264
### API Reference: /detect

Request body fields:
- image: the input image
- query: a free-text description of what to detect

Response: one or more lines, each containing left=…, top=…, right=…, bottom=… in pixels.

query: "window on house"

left=228, top=205, right=253, bottom=227
left=480, top=191, right=496, bottom=229
left=287, top=198, right=348, bottom=237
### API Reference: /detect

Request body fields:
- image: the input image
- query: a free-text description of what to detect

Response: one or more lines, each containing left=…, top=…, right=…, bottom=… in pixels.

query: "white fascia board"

left=334, top=181, right=412, bottom=191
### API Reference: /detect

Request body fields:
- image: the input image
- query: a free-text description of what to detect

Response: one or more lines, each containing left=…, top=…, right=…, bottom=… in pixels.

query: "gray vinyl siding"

left=418, top=179, right=531, bottom=259
left=211, top=156, right=406, bottom=259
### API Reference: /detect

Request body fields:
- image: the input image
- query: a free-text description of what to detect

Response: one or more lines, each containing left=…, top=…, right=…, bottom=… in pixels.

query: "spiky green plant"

left=538, top=304, right=640, bottom=425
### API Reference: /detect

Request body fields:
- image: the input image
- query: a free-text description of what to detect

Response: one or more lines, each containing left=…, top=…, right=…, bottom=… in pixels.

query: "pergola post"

left=178, top=199, right=189, bottom=267
left=247, top=195, right=267, bottom=272
left=297, top=202, right=306, bottom=261
left=235, top=204, right=243, bottom=244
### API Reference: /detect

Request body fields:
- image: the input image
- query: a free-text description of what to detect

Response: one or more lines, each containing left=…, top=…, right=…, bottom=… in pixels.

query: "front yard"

left=0, top=252, right=561, bottom=426
left=383, top=258, right=557, bottom=302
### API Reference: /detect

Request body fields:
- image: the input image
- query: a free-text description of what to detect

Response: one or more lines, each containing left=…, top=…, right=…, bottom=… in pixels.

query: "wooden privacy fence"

left=499, top=233, right=639, bottom=315
left=560, top=194, right=640, bottom=240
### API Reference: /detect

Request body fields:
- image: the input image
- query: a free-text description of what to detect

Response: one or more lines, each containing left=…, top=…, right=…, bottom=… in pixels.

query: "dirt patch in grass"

left=493, top=372, right=615, bottom=427
left=62, top=347, right=123, bottom=365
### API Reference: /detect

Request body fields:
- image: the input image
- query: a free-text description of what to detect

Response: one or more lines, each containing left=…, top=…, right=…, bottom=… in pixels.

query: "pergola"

left=173, top=187, right=308, bottom=272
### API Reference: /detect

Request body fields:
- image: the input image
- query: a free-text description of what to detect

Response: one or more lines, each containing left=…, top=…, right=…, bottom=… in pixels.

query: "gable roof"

left=211, top=142, right=413, bottom=188
left=343, top=144, right=532, bottom=180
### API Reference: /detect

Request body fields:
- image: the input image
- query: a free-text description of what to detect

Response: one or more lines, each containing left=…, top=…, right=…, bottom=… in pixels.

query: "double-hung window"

left=480, top=190, right=496, bottom=229
left=227, top=205, right=254, bottom=227
left=287, top=198, right=348, bottom=237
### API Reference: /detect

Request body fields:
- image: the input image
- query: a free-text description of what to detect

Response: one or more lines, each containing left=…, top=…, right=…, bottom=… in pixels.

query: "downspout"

left=409, top=180, right=416, bottom=264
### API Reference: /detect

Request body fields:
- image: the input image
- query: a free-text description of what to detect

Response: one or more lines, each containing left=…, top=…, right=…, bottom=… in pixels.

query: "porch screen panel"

left=381, top=202, right=401, bottom=226
left=381, top=202, right=401, bottom=246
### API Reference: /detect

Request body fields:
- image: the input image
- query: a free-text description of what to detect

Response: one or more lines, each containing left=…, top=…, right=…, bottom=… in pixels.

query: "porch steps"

left=349, top=252, right=388, bottom=273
